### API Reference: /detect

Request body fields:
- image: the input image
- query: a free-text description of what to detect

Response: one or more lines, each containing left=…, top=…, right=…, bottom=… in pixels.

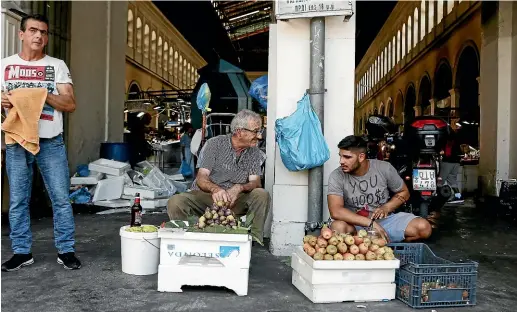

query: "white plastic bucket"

left=120, top=225, right=160, bottom=275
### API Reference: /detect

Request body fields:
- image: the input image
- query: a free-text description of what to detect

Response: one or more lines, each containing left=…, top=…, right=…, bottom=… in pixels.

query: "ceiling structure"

left=211, top=0, right=273, bottom=42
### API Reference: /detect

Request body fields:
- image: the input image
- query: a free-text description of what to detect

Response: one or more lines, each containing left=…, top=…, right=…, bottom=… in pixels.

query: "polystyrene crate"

left=158, top=228, right=251, bottom=269
left=70, top=171, right=105, bottom=185
left=389, top=243, right=478, bottom=309
left=291, top=247, right=399, bottom=303
left=292, top=270, right=396, bottom=303
left=157, top=263, right=249, bottom=296
left=89, top=158, right=130, bottom=176
left=123, top=185, right=169, bottom=199
left=291, top=248, right=398, bottom=285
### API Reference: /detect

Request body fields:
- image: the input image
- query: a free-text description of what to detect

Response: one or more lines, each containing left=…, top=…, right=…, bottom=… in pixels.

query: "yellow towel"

left=1, top=88, right=48, bottom=155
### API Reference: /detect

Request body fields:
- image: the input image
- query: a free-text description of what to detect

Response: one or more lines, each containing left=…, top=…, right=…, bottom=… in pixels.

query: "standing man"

left=440, top=130, right=464, bottom=204
left=327, top=135, right=432, bottom=242
left=167, top=110, right=269, bottom=245
left=1, top=14, right=81, bottom=271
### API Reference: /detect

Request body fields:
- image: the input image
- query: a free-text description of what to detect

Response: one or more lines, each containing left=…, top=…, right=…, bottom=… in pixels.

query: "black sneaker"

left=1, top=254, right=34, bottom=272
left=57, top=252, right=81, bottom=270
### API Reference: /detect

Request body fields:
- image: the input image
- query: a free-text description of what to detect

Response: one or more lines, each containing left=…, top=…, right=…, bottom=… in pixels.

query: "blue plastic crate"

left=388, top=243, right=478, bottom=309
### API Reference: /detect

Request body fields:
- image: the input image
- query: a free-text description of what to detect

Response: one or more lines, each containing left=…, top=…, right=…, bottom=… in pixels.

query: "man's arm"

left=46, top=83, right=76, bottom=113
left=237, top=175, right=261, bottom=192
left=196, top=168, right=221, bottom=193
left=328, top=194, right=372, bottom=227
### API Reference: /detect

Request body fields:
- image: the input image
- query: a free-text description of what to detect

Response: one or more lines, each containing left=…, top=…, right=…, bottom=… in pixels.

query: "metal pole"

left=306, top=17, right=325, bottom=233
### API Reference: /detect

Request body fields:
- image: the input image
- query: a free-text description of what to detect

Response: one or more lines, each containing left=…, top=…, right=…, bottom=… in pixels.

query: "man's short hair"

left=21, top=14, right=49, bottom=32
left=337, top=135, right=367, bottom=153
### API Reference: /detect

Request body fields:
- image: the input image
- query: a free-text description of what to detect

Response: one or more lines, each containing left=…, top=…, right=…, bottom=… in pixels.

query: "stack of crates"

left=390, top=243, right=478, bottom=308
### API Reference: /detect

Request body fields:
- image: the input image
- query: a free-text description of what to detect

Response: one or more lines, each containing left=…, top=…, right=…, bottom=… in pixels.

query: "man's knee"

left=250, top=188, right=269, bottom=201
left=167, top=193, right=188, bottom=220
left=408, top=218, right=432, bottom=239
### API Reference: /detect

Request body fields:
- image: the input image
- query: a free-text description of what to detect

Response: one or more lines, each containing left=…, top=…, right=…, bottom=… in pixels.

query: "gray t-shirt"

left=327, top=159, right=404, bottom=212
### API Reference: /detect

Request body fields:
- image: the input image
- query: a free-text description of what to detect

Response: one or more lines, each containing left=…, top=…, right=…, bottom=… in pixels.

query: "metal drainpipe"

left=306, top=17, right=325, bottom=234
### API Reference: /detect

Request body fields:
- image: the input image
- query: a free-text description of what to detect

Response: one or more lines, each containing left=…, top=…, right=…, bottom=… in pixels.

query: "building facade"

left=125, top=1, right=206, bottom=98
left=354, top=1, right=517, bottom=197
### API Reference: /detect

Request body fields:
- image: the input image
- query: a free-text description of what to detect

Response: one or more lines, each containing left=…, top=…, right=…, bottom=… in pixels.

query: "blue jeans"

left=6, top=134, right=75, bottom=254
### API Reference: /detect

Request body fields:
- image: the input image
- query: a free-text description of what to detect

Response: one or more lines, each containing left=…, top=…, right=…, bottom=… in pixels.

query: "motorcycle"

left=365, top=115, right=453, bottom=217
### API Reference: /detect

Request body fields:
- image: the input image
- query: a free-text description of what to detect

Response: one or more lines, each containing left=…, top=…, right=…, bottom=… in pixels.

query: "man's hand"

left=212, top=187, right=230, bottom=205
left=227, top=185, right=243, bottom=207
left=372, top=206, right=391, bottom=220
left=1, top=91, right=13, bottom=109
left=372, top=221, right=390, bottom=243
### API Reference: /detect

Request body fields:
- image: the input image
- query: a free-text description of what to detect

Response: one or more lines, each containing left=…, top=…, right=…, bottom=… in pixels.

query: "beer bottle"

left=131, top=193, right=142, bottom=227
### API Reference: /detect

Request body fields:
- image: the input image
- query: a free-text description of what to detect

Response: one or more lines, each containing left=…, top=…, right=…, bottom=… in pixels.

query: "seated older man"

left=167, top=109, right=269, bottom=244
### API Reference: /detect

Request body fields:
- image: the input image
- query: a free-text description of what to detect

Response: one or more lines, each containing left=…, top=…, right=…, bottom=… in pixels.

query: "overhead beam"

left=225, top=2, right=271, bottom=19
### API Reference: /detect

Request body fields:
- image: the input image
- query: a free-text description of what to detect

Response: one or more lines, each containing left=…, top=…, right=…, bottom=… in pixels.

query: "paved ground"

left=2, top=199, right=517, bottom=312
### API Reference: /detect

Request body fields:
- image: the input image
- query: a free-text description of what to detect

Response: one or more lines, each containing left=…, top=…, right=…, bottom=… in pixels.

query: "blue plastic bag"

left=248, top=75, right=268, bottom=110
left=196, top=83, right=211, bottom=112
left=180, top=159, right=193, bottom=177
left=275, top=93, right=330, bottom=171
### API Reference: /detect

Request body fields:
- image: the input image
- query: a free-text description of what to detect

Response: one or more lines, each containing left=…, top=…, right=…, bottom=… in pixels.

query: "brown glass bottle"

left=131, top=193, right=142, bottom=227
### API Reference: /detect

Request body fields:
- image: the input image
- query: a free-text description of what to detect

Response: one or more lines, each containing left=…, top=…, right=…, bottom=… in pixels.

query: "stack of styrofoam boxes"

left=122, top=185, right=169, bottom=209
left=87, top=159, right=131, bottom=205
left=157, top=228, right=251, bottom=296
left=291, top=247, right=400, bottom=303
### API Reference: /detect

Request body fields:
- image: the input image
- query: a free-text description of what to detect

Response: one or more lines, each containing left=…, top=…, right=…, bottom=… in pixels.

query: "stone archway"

left=379, top=102, right=385, bottom=116
left=455, top=45, right=480, bottom=148
left=434, top=60, right=453, bottom=118
left=127, top=81, right=142, bottom=100
left=404, top=84, right=416, bottom=129
left=418, top=74, right=432, bottom=116
left=394, top=91, right=404, bottom=125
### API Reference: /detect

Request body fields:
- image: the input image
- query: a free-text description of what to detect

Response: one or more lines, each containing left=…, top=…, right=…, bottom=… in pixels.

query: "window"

left=157, top=36, right=163, bottom=68
left=174, top=51, right=179, bottom=83
left=421, top=1, right=426, bottom=39
left=429, top=0, right=435, bottom=33
left=396, top=30, right=401, bottom=62
left=169, top=47, right=173, bottom=74
left=392, top=37, right=396, bottom=67
left=407, top=17, right=412, bottom=53
left=127, top=9, right=134, bottom=47
left=144, top=24, right=149, bottom=58
left=447, top=0, right=454, bottom=14
left=414, top=8, right=419, bottom=48
left=136, top=18, right=142, bottom=53
left=402, top=24, right=406, bottom=58
left=151, top=30, right=156, bottom=63
left=437, top=0, right=443, bottom=24
left=163, top=41, right=169, bottom=71
left=183, top=59, right=187, bottom=87
left=178, top=54, right=183, bottom=86
left=187, top=63, right=191, bottom=87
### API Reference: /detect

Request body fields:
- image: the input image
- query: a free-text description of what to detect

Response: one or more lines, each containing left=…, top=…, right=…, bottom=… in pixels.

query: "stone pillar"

left=449, top=88, right=460, bottom=118
left=266, top=11, right=356, bottom=256
left=414, top=105, right=422, bottom=117
left=429, top=98, right=436, bottom=115
left=479, top=1, right=517, bottom=196
left=68, top=1, right=127, bottom=170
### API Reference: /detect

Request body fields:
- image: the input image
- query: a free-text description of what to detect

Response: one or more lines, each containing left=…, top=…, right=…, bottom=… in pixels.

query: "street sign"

left=275, top=0, right=353, bottom=20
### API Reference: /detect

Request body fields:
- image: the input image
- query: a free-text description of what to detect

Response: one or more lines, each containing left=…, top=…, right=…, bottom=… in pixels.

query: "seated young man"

left=327, top=135, right=432, bottom=243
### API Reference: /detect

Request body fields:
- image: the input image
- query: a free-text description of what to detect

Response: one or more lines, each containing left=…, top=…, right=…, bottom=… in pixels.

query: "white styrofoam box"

left=141, top=198, right=168, bottom=209
left=89, top=158, right=130, bottom=176
left=92, top=176, right=125, bottom=202
left=123, top=185, right=169, bottom=199
left=168, top=173, right=185, bottom=181
left=158, top=263, right=249, bottom=296
left=95, top=199, right=131, bottom=208
left=158, top=229, right=251, bottom=269
left=292, top=270, right=396, bottom=303
left=71, top=171, right=105, bottom=185
left=291, top=248, right=399, bottom=285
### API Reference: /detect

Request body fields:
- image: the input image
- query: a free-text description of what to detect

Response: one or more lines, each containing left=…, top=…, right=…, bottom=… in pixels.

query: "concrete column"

left=479, top=1, right=517, bottom=196
left=429, top=98, right=436, bottom=115
left=67, top=1, right=127, bottom=170
left=266, top=10, right=356, bottom=256
left=449, top=88, right=460, bottom=118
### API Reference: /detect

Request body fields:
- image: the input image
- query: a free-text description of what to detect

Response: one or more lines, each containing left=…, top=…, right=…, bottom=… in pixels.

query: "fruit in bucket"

left=343, top=253, right=355, bottom=260
left=344, top=235, right=355, bottom=246
left=333, top=253, right=344, bottom=260
left=358, top=229, right=368, bottom=238
left=317, top=247, right=327, bottom=255
left=355, top=254, right=365, bottom=261
left=358, top=243, right=369, bottom=254
left=313, top=252, right=324, bottom=260
left=326, top=245, right=338, bottom=256
left=321, top=224, right=333, bottom=240
left=337, top=242, right=348, bottom=253
left=328, top=236, right=339, bottom=246
left=323, top=254, right=334, bottom=261
left=366, top=251, right=377, bottom=261
left=306, top=247, right=316, bottom=257
left=317, top=237, right=328, bottom=248
left=349, top=244, right=359, bottom=255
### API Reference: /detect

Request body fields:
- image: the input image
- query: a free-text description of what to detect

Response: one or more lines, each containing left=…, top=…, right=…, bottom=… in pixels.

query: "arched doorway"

left=455, top=45, right=480, bottom=148
left=404, top=84, right=416, bottom=129
left=387, top=99, right=394, bottom=119
left=127, top=82, right=142, bottom=100
left=379, top=103, right=385, bottom=116
left=434, top=60, right=453, bottom=118
left=418, top=74, right=432, bottom=115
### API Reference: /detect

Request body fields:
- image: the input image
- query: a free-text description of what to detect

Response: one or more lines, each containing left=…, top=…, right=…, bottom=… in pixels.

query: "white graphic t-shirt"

left=1, top=54, right=73, bottom=138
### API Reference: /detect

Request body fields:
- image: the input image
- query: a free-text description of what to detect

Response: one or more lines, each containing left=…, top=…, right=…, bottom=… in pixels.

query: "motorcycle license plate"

left=425, top=135, right=435, bottom=147
left=412, top=169, right=437, bottom=191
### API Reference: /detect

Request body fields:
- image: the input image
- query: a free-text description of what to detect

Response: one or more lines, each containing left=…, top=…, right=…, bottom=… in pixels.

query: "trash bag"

left=249, top=75, right=268, bottom=110
left=180, top=159, right=193, bottom=177
left=196, top=83, right=211, bottom=113
left=275, top=93, right=330, bottom=171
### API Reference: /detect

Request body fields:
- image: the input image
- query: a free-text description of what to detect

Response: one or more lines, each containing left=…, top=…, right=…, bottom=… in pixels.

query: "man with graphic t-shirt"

left=327, top=135, right=432, bottom=243
left=1, top=14, right=81, bottom=271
